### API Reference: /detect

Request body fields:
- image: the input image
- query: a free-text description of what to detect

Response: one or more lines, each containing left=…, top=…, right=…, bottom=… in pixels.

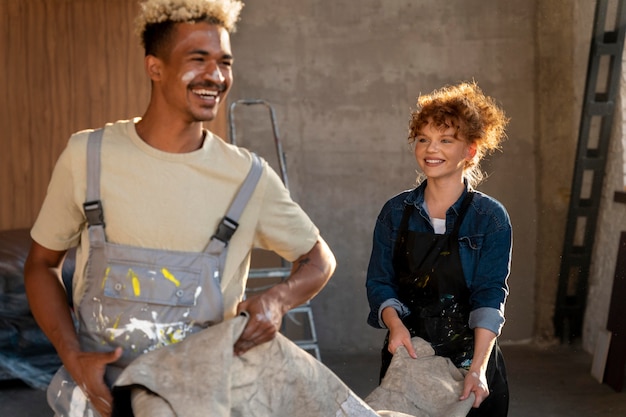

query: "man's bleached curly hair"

left=408, top=81, right=509, bottom=188
left=136, top=0, right=244, bottom=55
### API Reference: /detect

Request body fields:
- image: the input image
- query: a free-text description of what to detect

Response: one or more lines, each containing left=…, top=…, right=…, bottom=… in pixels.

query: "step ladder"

left=228, top=99, right=321, bottom=360
left=553, top=0, right=626, bottom=342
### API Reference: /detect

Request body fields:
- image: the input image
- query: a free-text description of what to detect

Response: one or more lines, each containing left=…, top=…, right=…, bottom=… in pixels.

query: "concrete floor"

left=1, top=342, right=626, bottom=416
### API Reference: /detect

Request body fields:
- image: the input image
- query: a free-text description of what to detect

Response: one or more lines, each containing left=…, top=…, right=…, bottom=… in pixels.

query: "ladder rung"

left=581, top=157, right=606, bottom=170
left=247, top=267, right=291, bottom=279
left=595, top=40, right=622, bottom=55
left=296, top=344, right=321, bottom=361
left=587, top=101, right=614, bottom=115
left=288, top=305, right=314, bottom=314
left=566, top=203, right=598, bottom=215
left=561, top=250, right=591, bottom=263
left=562, top=295, right=586, bottom=307
left=296, top=342, right=320, bottom=350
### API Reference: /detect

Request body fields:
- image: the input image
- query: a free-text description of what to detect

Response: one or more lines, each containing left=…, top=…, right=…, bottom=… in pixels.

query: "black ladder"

left=228, top=99, right=321, bottom=360
left=554, top=0, right=626, bottom=341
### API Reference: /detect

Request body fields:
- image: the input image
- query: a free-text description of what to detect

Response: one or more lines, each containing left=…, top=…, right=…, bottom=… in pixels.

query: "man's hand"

left=66, top=348, right=123, bottom=417
left=234, top=237, right=335, bottom=356
left=234, top=294, right=282, bottom=355
left=25, top=241, right=122, bottom=416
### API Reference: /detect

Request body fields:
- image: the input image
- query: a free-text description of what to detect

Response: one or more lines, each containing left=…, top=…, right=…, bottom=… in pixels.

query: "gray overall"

left=47, top=128, right=263, bottom=417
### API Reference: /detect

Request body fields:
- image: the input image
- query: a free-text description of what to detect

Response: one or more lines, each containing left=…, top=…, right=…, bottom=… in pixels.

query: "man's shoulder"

left=205, top=130, right=254, bottom=158
left=67, top=119, right=134, bottom=145
left=204, top=132, right=271, bottom=180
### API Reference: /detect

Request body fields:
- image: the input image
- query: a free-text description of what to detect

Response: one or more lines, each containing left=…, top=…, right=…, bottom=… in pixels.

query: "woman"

left=366, top=81, right=511, bottom=416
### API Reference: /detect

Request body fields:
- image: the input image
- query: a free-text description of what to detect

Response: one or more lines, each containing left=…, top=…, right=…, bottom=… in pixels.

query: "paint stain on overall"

left=161, top=267, right=181, bottom=286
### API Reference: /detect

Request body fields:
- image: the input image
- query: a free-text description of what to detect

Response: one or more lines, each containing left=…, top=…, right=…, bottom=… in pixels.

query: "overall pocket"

left=78, top=242, right=224, bottom=367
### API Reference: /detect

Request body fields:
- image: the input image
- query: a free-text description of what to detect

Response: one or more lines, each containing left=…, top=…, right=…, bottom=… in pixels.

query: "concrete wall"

left=229, top=0, right=537, bottom=353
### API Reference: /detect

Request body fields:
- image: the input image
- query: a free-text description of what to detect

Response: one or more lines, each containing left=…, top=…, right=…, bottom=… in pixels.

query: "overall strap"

left=83, top=128, right=105, bottom=228
left=83, top=129, right=107, bottom=247
left=207, top=153, right=263, bottom=254
left=82, top=127, right=263, bottom=261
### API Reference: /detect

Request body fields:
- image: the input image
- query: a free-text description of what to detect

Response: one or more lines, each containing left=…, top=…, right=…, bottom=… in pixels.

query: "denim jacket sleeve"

left=365, top=192, right=411, bottom=329
left=461, top=193, right=512, bottom=335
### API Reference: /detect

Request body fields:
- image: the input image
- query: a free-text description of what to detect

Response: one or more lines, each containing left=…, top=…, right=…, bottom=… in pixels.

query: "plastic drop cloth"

left=0, top=292, right=61, bottom=389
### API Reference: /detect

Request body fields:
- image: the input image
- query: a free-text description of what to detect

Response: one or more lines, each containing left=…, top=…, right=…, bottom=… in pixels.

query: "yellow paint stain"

left=132, top=277, right=141, bottom=296
left=161, top=268, right=181, bottom=287
left=109, top=315, right=122, bottom=341
left=169, top=329, right=184, bottom=344
left=102, top=266, right=111, bottom=289
left=127, top=268, right=141, bottom=297
left=417, top=275, right=430, bottom=288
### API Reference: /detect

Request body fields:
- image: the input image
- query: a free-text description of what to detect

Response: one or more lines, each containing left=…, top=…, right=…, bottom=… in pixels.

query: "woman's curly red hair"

left=408, top=81, right=509, bottom=187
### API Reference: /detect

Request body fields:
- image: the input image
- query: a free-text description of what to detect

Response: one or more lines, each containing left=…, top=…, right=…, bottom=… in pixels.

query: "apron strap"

left=450, top=191, right=475, bottom=237
left=393, top=190, right=475, bottom=260
left=392, top=198, right=413, bottom=263
left=396, top=191, right=474, bottom=240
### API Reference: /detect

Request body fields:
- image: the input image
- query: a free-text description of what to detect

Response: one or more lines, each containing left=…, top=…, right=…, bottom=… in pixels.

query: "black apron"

left=380, top=191, right=509, bottom=416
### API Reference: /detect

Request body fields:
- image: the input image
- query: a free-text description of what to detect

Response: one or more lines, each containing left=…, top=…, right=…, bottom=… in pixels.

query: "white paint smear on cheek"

left=181, top=70, right=200, bottom=84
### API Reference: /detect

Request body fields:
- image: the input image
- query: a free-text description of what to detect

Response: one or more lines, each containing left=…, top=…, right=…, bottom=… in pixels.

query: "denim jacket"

left=366, top=180, right=511, bottom=336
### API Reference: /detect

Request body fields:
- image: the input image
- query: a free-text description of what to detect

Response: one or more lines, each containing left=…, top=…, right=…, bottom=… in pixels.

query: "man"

left=24, top=1, right=336, bottom=416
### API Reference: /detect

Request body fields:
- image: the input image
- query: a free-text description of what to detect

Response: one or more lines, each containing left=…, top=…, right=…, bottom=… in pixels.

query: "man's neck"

left=135, top=111, right=206, bottom=153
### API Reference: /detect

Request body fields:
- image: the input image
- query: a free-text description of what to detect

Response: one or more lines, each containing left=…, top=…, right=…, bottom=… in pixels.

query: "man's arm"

left=24, top=241, right=121, bottom=417
left=234, top=236, right=336, bottom=355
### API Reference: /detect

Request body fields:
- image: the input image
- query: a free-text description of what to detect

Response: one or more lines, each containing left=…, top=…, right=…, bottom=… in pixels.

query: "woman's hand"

left=460, top=369, right=489, bottom=407
left=382, top=306, right=417, bottom=359
left=460, top=327, right=497, bottom=407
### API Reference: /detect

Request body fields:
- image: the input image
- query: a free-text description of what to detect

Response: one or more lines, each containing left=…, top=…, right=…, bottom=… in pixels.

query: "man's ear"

left=145, top=55, right=163, bottom=81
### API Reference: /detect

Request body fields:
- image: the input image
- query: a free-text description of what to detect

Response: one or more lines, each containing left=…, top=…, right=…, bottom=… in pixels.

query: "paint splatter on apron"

left=47, top=128, right=262, bottom=416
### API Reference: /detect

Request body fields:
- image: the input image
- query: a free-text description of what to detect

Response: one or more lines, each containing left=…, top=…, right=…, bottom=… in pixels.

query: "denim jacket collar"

left=403, top=179, right=471, bottom=222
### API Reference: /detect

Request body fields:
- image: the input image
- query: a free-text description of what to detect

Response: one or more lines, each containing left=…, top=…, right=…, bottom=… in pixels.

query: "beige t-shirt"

left=31, top=119, right=319, bottom=319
